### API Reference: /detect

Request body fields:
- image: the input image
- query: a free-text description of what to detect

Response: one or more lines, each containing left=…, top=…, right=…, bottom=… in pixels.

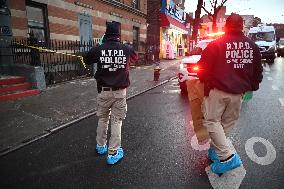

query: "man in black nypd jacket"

left=84, top=22, right=138, bottom=165
left=197, top=13, right=263, bottom=174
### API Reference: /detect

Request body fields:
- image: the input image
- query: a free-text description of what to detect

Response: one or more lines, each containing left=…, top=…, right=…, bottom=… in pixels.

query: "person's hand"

left=243, top=91, right=253, bottom=102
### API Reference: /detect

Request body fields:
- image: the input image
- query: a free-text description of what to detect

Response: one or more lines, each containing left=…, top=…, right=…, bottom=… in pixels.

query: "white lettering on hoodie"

left=225, top=42, right=253, bottom=69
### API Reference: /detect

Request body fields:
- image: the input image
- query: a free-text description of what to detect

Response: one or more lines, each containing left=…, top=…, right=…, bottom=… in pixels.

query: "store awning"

left=160, top=13, right=188, bottom=34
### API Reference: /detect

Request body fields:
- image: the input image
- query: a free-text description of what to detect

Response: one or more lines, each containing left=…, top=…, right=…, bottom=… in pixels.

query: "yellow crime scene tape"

left=26, top=44, right=86, bottom=69
left=1, top=37, right=180, bottom=71
left=0, top=38, right=86, bottom=68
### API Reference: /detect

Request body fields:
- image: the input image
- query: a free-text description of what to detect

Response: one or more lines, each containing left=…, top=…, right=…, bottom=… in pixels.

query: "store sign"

left=168, top=5, right=184, bottom=22
left=0, top=26, right=11, bottom=36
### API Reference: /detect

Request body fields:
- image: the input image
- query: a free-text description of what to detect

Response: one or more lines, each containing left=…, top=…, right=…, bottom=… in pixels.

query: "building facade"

left=200, top=6, right=254, bottom=37
left=9, top=0, right=147, bottom=51
left=147, top=0, right=189, bottom=60
left=0, top=0, right=148, bottom=87
left=272, top=24, right=284, bottom=39
left=160, top=0, right=188, bottom=58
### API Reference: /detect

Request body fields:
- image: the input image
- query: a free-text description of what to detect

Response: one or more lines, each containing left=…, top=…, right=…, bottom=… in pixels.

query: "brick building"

left=9, top=0, right=147, bottom=51
left=0, top=0, right=148, bottom=92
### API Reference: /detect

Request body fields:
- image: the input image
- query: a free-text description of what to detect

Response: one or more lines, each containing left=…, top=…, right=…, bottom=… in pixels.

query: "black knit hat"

left=225, top=13, right=244, bottom=31
left=105, top=22, right=120, bottom=37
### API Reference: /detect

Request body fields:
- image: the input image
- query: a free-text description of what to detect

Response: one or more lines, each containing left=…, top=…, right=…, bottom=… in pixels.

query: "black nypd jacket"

left=197, top=31, right=263, bottom=94
left=84, top=39, right=138, bottom=88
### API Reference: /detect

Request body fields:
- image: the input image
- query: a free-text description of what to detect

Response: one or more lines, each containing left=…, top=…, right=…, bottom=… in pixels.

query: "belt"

left=98, top=86, right=125, bottom=92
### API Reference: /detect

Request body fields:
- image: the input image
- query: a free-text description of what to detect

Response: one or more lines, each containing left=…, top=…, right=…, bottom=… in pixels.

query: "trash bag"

left=186, top=79, right=209, bottom=144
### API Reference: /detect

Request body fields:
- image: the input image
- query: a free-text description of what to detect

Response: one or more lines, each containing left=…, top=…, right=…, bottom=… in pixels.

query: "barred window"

left=26, top=1, right=48, bottom=42
left=132, top=0, right=140, bottom=9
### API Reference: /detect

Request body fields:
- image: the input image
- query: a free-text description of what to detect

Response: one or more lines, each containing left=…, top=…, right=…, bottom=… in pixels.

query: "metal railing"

left=6, top=37, right=151, bottom=85
left=9, top=38, right=97, bottom=85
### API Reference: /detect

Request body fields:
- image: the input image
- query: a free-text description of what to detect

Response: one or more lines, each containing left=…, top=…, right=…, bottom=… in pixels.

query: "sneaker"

left=106, top=147, right=124, bottom=165
left=96, top=144, right=107, bottom=155
left=211, top=153, right=242, bottom=174
left=208, top=148, right=219, bottom=162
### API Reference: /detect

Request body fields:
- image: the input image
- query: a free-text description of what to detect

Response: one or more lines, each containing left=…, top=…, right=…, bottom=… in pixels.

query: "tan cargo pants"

left=186, top=79, right=209, bottom=144
left=202, top=88, right=242, bottom=160
left=96, top=88, right=127, bottom=154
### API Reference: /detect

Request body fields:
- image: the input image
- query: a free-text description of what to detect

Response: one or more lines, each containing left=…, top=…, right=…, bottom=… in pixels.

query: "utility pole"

left=191, top=0, right=203, bottom=43
left=146, top=0, right=161, bottom=64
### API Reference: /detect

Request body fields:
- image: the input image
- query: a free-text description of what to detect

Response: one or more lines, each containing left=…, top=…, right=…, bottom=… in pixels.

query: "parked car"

left=178, top=39, right=214, bottom=93
left=248, top=25, right=276, bottom=63
left=277, top=38, right=284, bottom=57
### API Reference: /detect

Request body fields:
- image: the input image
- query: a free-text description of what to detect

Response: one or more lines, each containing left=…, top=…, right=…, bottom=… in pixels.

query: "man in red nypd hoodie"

left=197, top=13, right=263, bottom=174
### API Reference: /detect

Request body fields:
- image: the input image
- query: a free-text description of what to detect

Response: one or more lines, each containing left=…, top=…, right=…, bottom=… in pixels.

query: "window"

left=133, top=26, right=139, bottom=51
left=248, top=32, right=275, bottom=42
left=132, top=0, right=140, bottom=9
left=26, top=1, right=48, bottom=42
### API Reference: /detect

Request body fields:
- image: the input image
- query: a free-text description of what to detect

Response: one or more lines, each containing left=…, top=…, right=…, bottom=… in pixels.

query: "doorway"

left=78, top=13, right=92, bottom=46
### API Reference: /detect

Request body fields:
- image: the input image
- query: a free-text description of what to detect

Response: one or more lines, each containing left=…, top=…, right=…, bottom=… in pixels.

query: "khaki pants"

left=202, top=88, right=242, bottom=160
left=186, top=79, right=209, bottom=143
left=96, top=88, right=127, bottom=154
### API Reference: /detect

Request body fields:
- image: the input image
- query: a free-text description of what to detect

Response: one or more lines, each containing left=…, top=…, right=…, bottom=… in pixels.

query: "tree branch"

left=209, top=0, right=214, bottom=8
left=202, top=5, right=213, bottom=17
left=214, top=0, right=218, bottom=9
left=202, top=6, right=213, bottom=21
left=220, top=0, right=228, bottom=7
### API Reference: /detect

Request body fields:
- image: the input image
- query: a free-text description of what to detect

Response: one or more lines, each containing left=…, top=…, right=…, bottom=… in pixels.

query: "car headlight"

left=267, top=45, right=276, bottom=52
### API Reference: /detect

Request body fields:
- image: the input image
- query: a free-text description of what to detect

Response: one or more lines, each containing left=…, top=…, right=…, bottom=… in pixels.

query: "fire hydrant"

left=154, top=65, right=161, bottom=81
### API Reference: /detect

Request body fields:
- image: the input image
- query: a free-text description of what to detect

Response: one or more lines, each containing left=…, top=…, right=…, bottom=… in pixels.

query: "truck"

left=248, top=24, right=276, bottom=63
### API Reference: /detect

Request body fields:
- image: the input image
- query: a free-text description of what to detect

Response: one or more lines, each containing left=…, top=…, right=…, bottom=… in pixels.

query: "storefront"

left=160, top=0, right=188, bottom=59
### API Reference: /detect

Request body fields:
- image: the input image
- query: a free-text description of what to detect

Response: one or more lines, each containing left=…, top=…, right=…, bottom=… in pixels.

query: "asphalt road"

left=1, top=58, right=284, bottom=189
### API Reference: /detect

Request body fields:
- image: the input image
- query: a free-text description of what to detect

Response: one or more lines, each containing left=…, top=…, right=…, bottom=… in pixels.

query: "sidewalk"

left=0, top=59, right=181, bottom=155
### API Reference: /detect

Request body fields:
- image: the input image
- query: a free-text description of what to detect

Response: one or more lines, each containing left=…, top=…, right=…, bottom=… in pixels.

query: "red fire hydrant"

left=154, top=65, right=161, bottom=81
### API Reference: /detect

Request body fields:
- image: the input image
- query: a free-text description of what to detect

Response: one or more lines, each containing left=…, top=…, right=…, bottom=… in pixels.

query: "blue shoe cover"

left=96, top=144, right=107, bottom=155
left=106, top=147, right=124, bottom=165
left=208, top=148, right=219, bottom=162
left=211, top=153, right=242, bottom=174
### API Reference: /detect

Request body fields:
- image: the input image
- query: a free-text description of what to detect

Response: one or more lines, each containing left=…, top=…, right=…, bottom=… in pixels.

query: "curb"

left=0, top=76, right=178, bottom=157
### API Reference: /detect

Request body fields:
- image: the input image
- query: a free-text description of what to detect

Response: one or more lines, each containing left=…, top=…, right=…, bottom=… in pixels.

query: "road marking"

left=272, top=85, right=280, bottom=90
left=267, top=77, right=273, bottom=81
left=171, top=82, right=180, bottom=87
left=191, top=134, right=210, bottom=151
left=163, top=89, right=180, bottom=94
left=206, top=165, right=246, bottom=189
left=245, top=137, right=276, bottom=165
left=279, top=98, right=284, bottom=107
left=171, top=85, right=180, bottom=88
